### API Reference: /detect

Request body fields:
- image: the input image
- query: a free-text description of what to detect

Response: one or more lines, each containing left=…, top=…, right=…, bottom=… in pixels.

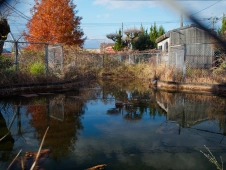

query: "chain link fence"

left=1, top=38, right=226, bottom=87
left=63, top=49, right=160, bottom=69
left=156, top=42, right=226, bottom=84
left=0, top=40, right=63, bottom=86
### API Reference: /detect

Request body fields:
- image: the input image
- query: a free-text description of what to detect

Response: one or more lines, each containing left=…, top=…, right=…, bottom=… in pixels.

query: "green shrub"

left=0, top=55, right=13, bottom=71
left=30, top=62, right=46, bottom=75
left=213, top=61, right=226, bottom=76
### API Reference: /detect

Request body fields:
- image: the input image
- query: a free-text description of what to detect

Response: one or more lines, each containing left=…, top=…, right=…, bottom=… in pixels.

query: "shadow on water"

left=0, top=79, right=226, bottom=169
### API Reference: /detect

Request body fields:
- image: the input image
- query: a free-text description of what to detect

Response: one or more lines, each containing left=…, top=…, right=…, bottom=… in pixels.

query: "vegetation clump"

left=29, top=62, right=46, bottom=75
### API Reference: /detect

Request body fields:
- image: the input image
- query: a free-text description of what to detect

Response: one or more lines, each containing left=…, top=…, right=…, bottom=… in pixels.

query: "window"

left=158, top=46, right=162, bottom=50
left=165, top=42, right=168, bottom=50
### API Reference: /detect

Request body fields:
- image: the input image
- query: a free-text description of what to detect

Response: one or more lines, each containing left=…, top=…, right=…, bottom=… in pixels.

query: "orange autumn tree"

left=24, top=0, right=85, bottom=48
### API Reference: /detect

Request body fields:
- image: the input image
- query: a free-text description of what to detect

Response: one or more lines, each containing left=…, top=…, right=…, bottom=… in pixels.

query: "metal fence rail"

left=1, top=40, right=63, bottom=74
left=1, top=39, right=226, bottom=86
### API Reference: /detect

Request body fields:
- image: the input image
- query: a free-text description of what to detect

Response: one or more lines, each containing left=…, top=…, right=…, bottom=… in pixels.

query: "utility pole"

left=121, top=22, right=123, bottom=38
left=212, top=16, right=215, bottom=30
left=180, top=11, right=183, bottom=28
left=210, top=16, right=219, bottom=30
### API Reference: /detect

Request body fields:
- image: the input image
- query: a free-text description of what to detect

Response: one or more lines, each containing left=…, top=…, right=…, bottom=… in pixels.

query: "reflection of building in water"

left=156, top=91, right=211, bottom=130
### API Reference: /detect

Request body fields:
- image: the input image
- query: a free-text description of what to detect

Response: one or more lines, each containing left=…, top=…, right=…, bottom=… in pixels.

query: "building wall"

left=169, top=26, right=214, bottom=58
left=158, top=38, right=170, bottom=64
left=168, top=26, right=214, bottom=68
left=158, top=38, right=169, bottom=51
left=169, top=26, right=212, bottom=45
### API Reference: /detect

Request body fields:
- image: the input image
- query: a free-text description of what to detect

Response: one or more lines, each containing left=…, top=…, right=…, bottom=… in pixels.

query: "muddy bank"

left=0, top=77, right=135, bottom=97
left=0, top=79, right=96, bottom=97
left=150, top=80, right=226, bottom=96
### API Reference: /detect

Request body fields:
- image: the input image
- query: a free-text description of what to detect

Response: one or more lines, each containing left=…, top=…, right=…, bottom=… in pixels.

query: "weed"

left=30, top=62, right=46, bottom=75
left=200, top=145, right=223, bottom=170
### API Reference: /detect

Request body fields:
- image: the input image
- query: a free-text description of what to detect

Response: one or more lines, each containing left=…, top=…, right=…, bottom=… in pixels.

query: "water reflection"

left=0, top=111, right=14, bottom=163
left=26, top=94, right=85, bottom=162
left=0, top=80, right=226, bottom=170
left=156, top=91, right=226, bottom=135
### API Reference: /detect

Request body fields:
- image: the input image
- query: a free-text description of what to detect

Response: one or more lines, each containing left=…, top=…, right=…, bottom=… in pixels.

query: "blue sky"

left=6, top=0, right=226, bottom=48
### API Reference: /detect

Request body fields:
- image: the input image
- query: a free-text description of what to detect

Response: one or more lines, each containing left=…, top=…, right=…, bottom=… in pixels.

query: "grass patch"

left=30, top=62, right=46, bottom=75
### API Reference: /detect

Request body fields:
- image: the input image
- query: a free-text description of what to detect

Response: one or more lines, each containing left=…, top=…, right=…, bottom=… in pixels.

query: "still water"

left=1, top=79, right=226, bottom=170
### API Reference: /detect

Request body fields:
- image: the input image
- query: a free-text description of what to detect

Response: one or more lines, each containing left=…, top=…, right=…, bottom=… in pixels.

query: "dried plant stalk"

left=200, top=145, right=223, bottom=170
left=7, top=149, right=22, bottom=170
left=30, top=126, right=49, bottom=170
left=0, top=132, right=10, bottom=142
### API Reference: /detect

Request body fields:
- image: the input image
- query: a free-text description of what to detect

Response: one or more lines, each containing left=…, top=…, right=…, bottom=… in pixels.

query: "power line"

left=81, top=20, right=207, bottom=27
left=191, top=0, right=222, bottom=16
left=3, top=1, right=30, bottom=20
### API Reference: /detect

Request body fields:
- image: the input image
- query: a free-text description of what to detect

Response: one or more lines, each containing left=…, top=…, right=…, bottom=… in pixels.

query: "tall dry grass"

left=1, top=48, right=226, bottom=88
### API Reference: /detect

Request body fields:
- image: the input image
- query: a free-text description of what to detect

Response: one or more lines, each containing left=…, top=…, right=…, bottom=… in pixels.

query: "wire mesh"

left=156, top=42, right=226, bottom=84
left=0, top=41, right=65, bottom=87
left=48, top=45, right=63, bottom=74
left=1, top=39, right=226, bottom=88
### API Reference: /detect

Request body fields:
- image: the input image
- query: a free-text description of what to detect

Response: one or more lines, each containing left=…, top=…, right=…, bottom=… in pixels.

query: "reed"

left=200, top=145, right=223, bottom=170
left=30, top=126, right=49, bottom=170
left=7, top=149, right=22, bottom=170
left=0, top=132, right=10, bottom=142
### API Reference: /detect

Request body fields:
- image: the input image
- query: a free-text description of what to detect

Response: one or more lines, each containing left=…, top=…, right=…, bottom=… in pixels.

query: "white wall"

left=157, top=38, right=170, bottom=64
left=157, top=38, right=169, bottom=51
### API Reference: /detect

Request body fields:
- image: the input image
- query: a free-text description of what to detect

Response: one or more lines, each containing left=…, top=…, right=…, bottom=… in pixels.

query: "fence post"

left=182, top=44, right=186, bottom=82
left=129, top=54, right=131, bottom=64
left=102, top=54, right=104, bottom=68
left=156, top=53, right=159, bottom=65
left=14, top=41, right=19, bottom=72
left=45, top=44, right=49, bottom=74
left=61, top=46, right=64, bottom=70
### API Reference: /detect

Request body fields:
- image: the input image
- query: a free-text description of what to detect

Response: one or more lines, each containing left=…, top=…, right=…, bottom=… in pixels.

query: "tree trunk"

left=0, top=19, right=10, bottom=55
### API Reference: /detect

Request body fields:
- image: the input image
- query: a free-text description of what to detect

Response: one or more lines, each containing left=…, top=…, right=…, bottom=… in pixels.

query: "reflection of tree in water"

left=0, top=99, right=23, bottom=164
left=123, top=107, right=142, bottom=122
left=99, top=79, right=166, bottom=121
left=107, top=108, right=122, bottom=115
left=0, top=111, right=14, bottom=163
left=98, top=79, right=150, bottom=102
left=26, top=94, right=85, bottom=162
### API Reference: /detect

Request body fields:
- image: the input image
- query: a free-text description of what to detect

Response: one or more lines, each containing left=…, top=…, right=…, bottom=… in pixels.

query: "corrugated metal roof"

left=156, top=24, right=213, bottom=44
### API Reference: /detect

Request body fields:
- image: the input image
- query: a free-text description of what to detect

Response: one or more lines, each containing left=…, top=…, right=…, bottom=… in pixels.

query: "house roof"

left=156, top=24, right=208, bottom=43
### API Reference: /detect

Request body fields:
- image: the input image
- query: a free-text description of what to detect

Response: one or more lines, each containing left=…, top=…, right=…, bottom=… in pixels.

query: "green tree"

left=113, top=29, right=125, bottom=51
left=149, top=23, right=166, bottom=48
left=133, top=27, right=154, bottom=51
left=106, top=33, right=118, bottom=42
left=106, top=29, right=126, bottom=51
left=124, top=28, right=142, bottom=49
left=149, top=23, right=159, bottom=48
left=218, top=13, right=226, bottom=37
left=158, top=25, right=165, bottom=37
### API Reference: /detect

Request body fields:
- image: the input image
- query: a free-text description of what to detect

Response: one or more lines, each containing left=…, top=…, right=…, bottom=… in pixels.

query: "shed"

left=156, top=24, right=215, bottom=69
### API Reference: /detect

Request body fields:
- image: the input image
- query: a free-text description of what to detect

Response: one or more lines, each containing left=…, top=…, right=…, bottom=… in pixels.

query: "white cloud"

left=93, top=0, right=159, bottom=10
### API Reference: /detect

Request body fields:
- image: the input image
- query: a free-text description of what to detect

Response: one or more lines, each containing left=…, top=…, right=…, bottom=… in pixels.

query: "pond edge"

left=150, top=80, right=226, bottom=96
